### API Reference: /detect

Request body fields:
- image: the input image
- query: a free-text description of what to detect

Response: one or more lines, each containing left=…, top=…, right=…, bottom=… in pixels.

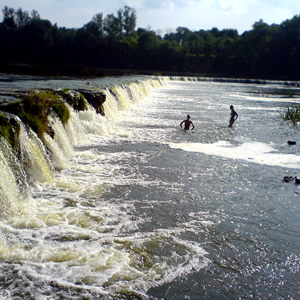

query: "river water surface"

left=0, top=77, right=300, bottom=299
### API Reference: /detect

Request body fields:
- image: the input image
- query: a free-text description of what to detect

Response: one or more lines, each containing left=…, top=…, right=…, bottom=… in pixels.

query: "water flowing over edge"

left=169, top=76, right=300, bottom=86
left=0, top=76, right=167, bottom=218
left=0, top=73, right=298, bottom=230
left=1, top=76, right=209, bottom=298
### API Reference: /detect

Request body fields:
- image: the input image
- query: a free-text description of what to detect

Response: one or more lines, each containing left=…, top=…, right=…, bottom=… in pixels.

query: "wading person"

left=228, top=105, right=238, bottom=128
left=180, top=114, right=194, bottom=131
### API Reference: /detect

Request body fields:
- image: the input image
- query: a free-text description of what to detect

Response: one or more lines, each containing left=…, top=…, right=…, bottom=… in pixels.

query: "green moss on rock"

left=77, top=90, right=106, bottom=115
left=0, top=113, right=21, bottom=152
left=59, top=90, right=88, bottom=111
left=0, top=90, right=70, bottom=142
left=52, top=100, right=70, bottom=124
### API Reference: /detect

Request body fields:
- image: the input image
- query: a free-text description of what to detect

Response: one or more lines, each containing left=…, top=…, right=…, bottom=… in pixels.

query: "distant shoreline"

left=0, top=63, right=297, bottom=82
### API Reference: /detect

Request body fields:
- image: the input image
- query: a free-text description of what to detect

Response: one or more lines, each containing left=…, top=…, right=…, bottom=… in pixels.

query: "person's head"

left=230, top=105, right=234, bottom=110
left=187, top=115, right=190, bottom=119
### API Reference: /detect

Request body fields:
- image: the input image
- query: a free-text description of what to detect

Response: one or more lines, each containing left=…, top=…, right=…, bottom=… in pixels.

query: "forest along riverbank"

left=0, top=75, right=299, bottom=299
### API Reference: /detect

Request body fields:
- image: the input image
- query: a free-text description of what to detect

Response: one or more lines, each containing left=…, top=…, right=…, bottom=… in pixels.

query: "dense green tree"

left=279, top=16, right=300, bottom=77
left=0, top=6, right=299, bottom=79
left=103, top=14, right=119, bottom=37
left=1, top=6, right=40, bottom=29
left=137, top=30, right=161, bottom=68
left=122, top=6, right=136, bottom=36
left=103, top=6, right=136, bottom=37
left=203, top=32, right=217, bottom=56
left=84, top=12, right=104, bottom=36
left=19, top=19, right=54, bottom=63
left=1, top=6, right=17, bottom=28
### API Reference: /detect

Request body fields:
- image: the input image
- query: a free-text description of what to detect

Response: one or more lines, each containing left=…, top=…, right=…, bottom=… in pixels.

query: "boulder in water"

left=77, top=90, right=106, bottom=115
left=283, top=176, right=294, bottom=182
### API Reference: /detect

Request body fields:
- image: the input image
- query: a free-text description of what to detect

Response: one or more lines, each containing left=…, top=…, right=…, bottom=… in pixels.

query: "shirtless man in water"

left=228, top=105, right=238, bottom=128
left=180, top=115, right=195, bottom=130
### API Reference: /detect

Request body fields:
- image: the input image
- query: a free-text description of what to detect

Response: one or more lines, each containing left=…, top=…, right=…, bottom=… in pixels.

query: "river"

left=0, top=75, right=299, bottom=299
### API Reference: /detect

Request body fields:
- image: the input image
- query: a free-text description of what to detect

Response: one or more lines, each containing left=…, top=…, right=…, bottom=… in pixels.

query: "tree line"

left=0, top=6, right=299, bottom=80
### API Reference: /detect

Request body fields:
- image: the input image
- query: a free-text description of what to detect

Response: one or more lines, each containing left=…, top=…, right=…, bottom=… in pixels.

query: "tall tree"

left=1, top=6, right=16, bottom=28
left=122, top=6, right=136, bottom=36
left=15, top=8, right=30, bottom=27
left=103, top=13, right=122, bottom=37
left=1, top=6, right=40, bottom=28
left=84, top=12, right=104, bottom=36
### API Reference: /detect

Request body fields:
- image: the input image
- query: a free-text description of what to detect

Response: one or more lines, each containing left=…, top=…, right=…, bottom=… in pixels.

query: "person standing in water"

left=180, top=115, right=195, bottom=130
left=228, top=105, right=238, bottom=128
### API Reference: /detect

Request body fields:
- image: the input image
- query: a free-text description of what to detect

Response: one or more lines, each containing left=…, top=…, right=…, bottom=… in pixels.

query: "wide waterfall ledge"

left=0, top=76, right=167, bottom=217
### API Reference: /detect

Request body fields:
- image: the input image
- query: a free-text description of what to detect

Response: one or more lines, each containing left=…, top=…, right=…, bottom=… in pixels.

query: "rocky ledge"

left=0, top=88, right=106, bottom=153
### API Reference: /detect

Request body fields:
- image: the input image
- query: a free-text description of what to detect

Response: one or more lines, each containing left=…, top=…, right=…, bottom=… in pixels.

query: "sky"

left=0, top=0, right=299, bottom=34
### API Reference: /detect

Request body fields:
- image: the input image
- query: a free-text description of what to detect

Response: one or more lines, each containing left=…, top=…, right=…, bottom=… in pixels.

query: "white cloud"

left=67, top=7, right=97, bottom=19
left=1, top=0, right=298, bottom=32
left=136, top=0, right=297, bottom=33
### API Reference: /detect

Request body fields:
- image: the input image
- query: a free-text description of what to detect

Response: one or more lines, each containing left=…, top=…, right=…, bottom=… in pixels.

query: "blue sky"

left=1, top=0, right=299, bottom=34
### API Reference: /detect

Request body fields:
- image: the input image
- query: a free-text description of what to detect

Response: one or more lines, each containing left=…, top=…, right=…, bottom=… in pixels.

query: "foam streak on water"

left=169, top=141, right=300, bottom=169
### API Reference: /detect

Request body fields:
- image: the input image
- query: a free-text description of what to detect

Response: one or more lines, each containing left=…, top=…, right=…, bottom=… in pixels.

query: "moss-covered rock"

left=0, top=87, right=107, bottom=150
left=51, top=100, right=70, bottom=124
left=77, top=90, right=106, bottom=115
left=0, top=113, right=21, bottom=153
left=59, top=89, right=88, bottom=112
left=0, top=90, right=70, bottom=142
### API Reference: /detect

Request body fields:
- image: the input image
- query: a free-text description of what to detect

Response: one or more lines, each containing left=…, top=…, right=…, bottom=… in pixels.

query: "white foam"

left=0, top=140, right=20, bottom=217
left=19, top=126, right=55, bottom=182
left=232, top=94, right=300, bottom=104
left=169, top=141, right=300, bottom=169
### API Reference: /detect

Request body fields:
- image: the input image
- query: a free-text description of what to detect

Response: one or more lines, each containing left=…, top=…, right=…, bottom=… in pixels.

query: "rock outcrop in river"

left=0, top=88, right=106, bottom=151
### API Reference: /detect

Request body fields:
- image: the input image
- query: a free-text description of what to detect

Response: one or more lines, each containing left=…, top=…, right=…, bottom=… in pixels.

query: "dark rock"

left=295, top=177, right=300, bottom=184
left=288, top=140, right=296, bottom=145
left=283, top=176, right=294, bottom=182
left=77, top=89, right=106, bottom=115
left=0, top=112, right=22, bottom=156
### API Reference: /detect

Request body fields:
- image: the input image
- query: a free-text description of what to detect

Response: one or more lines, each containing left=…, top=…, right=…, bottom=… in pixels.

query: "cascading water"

left=19, top=124, right=55, bottom=183
left=0, top=76, right=166, bottom=225
left=0, top=77, right=185, bottom=300
left=0, top=81, right=164, bottom=204
left=0, top=76, right=164, bottom=200
left=0, top=138, right=23, bottom=218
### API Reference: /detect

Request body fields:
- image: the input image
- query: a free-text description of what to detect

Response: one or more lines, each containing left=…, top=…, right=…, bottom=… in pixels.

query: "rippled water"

left=1, top=78, right=300, bottom=299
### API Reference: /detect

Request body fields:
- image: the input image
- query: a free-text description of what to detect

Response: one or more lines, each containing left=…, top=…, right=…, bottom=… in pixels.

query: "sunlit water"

left=0, top=78, right=300, bottom=299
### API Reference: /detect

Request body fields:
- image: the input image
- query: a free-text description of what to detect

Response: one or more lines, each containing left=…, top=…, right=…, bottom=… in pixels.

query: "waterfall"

left=102, top=88, right=121, bottom=120
left=43, top=115, right=74, bottom=170
left=19, top=125, right=54, bottom=183
left=102, top=77, right=166, bottom=121
left=0, top=138, right=24, bottom=218
left=0, top=76, right=166, bottom=218
left=76, top=108, right=113, bottom=136
left=168, top=76, right=299, bottom=86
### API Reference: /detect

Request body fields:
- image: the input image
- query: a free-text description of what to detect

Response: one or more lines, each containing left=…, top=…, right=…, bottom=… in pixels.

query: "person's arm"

left=235, top=112, right=238, bottom=120
left=191, top=122, right=195, bottom=130
left=180, top=120, right=184, bottom=128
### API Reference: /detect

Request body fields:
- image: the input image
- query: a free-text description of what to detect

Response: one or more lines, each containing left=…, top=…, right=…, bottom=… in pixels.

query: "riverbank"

left=2, top=63, right=299, bottom=82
